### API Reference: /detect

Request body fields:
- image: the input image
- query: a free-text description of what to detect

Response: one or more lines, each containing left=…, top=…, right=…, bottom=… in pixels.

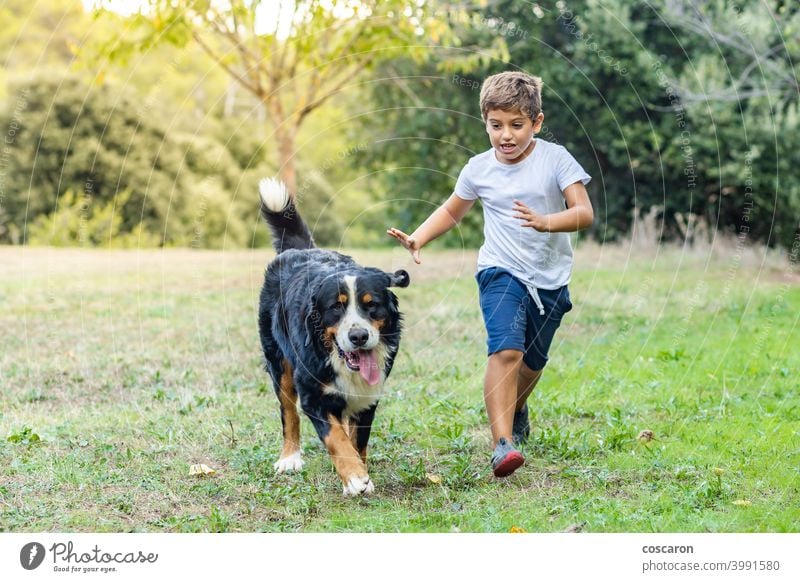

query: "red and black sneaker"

left=491, top=437, right=525, bottom=477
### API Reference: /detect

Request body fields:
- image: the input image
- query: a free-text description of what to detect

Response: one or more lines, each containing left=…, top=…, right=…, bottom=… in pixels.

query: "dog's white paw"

left=342, top=474, right=374, bottom=497
left=274, top=451, right=304, bottom=473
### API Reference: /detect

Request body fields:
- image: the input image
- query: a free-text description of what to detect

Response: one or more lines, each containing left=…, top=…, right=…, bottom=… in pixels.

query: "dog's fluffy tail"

left=258, top=177, right=315, bottom=253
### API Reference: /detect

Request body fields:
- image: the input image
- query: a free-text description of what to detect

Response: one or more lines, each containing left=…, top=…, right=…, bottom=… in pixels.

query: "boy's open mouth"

left=499, top=143, right=516, bottom=153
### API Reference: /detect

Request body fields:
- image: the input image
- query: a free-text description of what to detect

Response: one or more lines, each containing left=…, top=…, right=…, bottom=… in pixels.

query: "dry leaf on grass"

left=425, top=473, right=442, bottom=484
left=637, top=429, right=655, bottom=443
left=189, top=463, right=217, bottom=476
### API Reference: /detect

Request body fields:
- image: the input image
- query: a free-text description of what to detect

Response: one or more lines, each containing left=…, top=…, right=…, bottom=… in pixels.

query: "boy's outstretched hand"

left=513, top=200, right=549, bottom=232
left=386, top=227, right=422, bottom=264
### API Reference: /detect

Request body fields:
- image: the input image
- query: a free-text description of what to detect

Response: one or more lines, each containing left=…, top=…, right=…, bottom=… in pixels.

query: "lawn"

left=1, top=243, right=798, bottom=532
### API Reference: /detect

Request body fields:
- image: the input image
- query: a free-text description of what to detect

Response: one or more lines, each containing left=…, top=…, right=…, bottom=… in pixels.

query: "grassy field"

left=1, top=243, right=798, bottom=532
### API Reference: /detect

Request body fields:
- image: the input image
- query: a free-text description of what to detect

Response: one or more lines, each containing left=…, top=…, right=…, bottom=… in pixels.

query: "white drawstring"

left=525, top=283, right=546, bottom=316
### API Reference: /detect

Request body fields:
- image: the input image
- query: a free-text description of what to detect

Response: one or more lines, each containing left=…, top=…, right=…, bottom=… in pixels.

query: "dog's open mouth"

left=337, top=346, right=381, bottom=386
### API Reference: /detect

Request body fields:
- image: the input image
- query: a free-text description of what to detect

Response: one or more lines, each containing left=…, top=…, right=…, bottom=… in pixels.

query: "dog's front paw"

left=342, top=474, right=374, bottom=497
left=274, top=451, right=305, bottom=473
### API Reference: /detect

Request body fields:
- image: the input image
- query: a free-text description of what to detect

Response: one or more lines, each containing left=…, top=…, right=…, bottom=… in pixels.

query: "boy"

left=387, top=71, right=593, bottom=477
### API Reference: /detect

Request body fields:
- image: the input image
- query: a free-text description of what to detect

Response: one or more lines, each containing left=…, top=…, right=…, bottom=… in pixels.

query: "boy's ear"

left=533, top=112, right=545, bottom=132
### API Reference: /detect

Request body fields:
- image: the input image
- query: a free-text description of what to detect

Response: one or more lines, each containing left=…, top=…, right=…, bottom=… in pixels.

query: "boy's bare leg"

left=516, top=363, right=542, bottom=411
left=485, top=349, right=524, bottom=446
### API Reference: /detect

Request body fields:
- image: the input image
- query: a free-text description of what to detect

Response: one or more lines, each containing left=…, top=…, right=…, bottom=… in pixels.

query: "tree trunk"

left=276, top=123, right=298, bottom=194
left=265, top=95, right=298, bottom=194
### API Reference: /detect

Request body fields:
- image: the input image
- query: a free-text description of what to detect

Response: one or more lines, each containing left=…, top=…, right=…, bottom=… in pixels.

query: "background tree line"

left=0, top=0, right=797, bottom=250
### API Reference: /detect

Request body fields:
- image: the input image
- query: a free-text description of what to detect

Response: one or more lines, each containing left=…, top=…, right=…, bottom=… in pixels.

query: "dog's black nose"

left=348, top=328, right=369, bottom=347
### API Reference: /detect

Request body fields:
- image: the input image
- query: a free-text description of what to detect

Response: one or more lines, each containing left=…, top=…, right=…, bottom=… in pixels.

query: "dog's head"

left=309, top=269, right=409, bottom=385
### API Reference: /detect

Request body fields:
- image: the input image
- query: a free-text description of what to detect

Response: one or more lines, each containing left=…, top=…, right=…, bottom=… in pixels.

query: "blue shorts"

left=476, top=267, right=572, bottom=371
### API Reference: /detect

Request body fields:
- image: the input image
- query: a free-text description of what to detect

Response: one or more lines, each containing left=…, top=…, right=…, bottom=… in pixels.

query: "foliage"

left=0, top=74, right=251, bottom=248
left=364, top=0, right=800, bottom=249
left=1, top=0, right=799, bottom=249
left=0, top=0, right=84, bottom=72
left=7, top=426, right=41, bottom=446
left=27, top=189, right=155, bottom=248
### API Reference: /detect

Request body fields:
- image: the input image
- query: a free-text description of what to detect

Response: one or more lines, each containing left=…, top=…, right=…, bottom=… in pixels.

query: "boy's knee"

left=490, top=349, right=524, bottom=367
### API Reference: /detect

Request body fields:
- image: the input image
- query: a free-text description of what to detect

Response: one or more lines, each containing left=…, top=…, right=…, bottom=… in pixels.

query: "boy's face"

left=485, top=108, right=544, bottom=164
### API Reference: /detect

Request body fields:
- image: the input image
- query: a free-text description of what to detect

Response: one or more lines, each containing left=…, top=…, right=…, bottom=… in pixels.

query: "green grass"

left=1, top=244, right=798, bottom=532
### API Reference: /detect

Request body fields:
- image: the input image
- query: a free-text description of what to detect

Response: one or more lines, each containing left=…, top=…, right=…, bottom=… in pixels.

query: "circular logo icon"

left=20, top=542, right=46, bottom=570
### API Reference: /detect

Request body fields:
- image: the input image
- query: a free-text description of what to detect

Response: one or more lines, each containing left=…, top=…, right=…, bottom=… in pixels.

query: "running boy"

left=387, top=71, right=593, bottom=477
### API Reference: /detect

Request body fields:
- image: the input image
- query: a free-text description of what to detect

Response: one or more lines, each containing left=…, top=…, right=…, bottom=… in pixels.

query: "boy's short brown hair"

left=479, top=71, right=543, bottom=121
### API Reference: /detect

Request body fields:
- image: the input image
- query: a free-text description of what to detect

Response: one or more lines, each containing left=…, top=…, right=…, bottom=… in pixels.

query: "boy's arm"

left=387, top=193, right=475, bottom=264
left=512, top=181, right=594, bottom=233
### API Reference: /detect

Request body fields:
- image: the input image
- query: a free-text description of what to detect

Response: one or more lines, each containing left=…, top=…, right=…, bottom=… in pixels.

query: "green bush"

left=0, top=74, right=252, bottom=248
left=26, top=189, right=161, bottom=247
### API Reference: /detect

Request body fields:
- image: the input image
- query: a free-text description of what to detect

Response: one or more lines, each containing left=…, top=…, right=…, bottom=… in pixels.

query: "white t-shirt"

left=454, top=138, right=591, bottom=293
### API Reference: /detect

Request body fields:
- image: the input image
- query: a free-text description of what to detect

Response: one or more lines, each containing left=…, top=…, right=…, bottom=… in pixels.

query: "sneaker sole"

left=492, top=450, right=525, bottom=477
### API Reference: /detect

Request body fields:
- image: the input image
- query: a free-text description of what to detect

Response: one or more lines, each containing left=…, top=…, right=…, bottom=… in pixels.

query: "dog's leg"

left=350, top=404, right=378, bottom=464
left=273, top=359, right=304, bottom=473
left=307, top=411, right=373, bottom=496
left=344, top=418, right=355, bottom=444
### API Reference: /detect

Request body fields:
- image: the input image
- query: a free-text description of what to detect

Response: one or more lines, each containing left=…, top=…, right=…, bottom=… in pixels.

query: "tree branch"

left=665, top=2, right=797, bottom=92
left=296, top=56, right=374, bottom=124
left=191, top=30, right=262, bottom=98
left=384, top=67, right=429, bottom=108
left=207, top=6, right=265, bottom=96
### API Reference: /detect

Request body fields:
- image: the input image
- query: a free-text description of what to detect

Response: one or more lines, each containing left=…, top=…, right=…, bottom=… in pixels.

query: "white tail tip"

left=259, top=177, right=291, bottom=212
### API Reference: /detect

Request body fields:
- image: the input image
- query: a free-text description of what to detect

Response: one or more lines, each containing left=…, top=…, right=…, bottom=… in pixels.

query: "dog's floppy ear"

left=387, top=269, right=410, bottom=288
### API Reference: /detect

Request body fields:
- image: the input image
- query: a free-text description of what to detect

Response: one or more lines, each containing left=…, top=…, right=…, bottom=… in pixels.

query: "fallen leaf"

left=425, top=473, right=442, bottom=484
left=509, top=526, right=527, bottom=533
left=637, top=429, right=655, bottom=443
left=563, top=522, right=586, bottom=533
left=189, top=463, right=217, bottom=476
left=733, top=499, right=751, bottom=507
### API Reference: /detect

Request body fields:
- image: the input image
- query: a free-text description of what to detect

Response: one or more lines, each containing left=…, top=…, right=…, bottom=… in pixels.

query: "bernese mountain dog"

left=257, top=178, right=409, bottom=496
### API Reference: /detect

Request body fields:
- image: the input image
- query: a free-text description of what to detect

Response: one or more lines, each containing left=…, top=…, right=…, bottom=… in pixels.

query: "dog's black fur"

left=257, top=179, right=409, bottom=496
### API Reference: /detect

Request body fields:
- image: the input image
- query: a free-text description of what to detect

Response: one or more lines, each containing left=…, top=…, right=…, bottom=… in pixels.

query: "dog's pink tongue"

left=359, top=351, right=380, bottom=385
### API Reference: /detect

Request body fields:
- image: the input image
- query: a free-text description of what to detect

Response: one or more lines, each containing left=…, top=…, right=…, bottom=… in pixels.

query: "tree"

left=86, top=0, right=442, bottom=195
left=0, top=0, right=85, bottom=70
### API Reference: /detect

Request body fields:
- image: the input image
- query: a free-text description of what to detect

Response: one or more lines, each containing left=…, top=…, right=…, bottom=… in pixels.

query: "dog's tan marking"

left=362, top=293, right=372, bottom=303
left=345, top=418, right=357, bottom=446
left=337, top=293, right=348, bottom=305
left=323, top=414, right=369, bottom=486
left=278, top=359, right=300, bottom=459
left=370, top=319, right=385, bottom=331
left=346, top=418, right=369, bottom=464
left=324, top=326, right=339, bottom=352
